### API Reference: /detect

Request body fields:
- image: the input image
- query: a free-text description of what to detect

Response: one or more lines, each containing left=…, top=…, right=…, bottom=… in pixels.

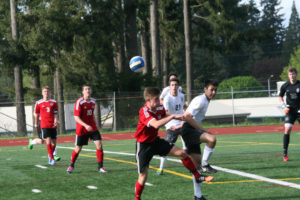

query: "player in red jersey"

left=66, top=85, right=107, bottom=174
left=134, top=87, right=213, bottom=200
left=34, top=86, right=58, bottom=165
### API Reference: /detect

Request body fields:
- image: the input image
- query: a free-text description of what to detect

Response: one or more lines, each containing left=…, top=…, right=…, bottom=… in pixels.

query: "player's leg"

left=283, top=111, right=295, bottom=161
left=28, top=127, right=43, bottom=149
left=135, top=141, right=152, bottom=200
left=91, top=131, right=107, bottom=172
left=157, top=129, right=179, bottom=175
left=67, top=135, right=86, bottom=174
left=199, top=132, right=217, bottom=173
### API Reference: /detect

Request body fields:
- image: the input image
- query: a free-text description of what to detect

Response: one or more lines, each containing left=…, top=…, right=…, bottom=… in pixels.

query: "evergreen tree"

left=259, top=0, right=284, bottom=58
left=281, top=1, right=300, bottom=65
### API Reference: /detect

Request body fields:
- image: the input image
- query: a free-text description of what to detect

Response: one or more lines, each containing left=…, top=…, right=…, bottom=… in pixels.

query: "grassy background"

left=1, top=132, right=300, bottom=200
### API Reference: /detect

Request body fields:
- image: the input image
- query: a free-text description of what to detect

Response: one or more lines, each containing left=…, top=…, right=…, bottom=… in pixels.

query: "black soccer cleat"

left=194, top=195, right=207, bottom=200
left=202, top=164, right=217, bottom=174
left=195, top=175, right=214, bottom=183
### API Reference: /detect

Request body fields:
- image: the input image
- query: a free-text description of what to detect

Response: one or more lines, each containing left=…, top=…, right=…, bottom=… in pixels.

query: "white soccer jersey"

left=160, top=86, right=182, bottom=100
left=186, top=94, right=209, bottom=124
left=164, top=92, right=185, bottom=130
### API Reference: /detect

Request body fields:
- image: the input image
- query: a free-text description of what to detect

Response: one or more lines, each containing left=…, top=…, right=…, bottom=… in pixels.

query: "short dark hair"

left=144, top=87, right=160, bottom=101
left=204, top=79, right=219, bottom=88
left=288, top=67, right=297, bottom=74
left=169, top=78, right=179, bottom=84
left=168, top=73, right=178, bottom=81
left=82, top=84, right=91, bottom=91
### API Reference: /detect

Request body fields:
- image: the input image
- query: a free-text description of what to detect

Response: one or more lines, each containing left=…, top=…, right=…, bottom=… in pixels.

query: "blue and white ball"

left=129, top=56, right=145, bottom=72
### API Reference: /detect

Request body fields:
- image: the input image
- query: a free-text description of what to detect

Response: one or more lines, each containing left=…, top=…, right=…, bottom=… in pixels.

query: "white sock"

left=202, top=145, right=214, bottom=166
left=31, top=140, right=37, bottom=145
left=193, top=169, right=202, bottom=198
left=180, top=136, right=187, bottom=150
left=53, top=147, right=57, bottom=156
left=159, top=156, right=167, bottom=170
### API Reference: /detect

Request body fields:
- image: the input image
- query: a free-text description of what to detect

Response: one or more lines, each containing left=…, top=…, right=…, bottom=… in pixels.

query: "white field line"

left=35, top=165, right=47, bottom=169
left=57, top=146, right=300, bottom=190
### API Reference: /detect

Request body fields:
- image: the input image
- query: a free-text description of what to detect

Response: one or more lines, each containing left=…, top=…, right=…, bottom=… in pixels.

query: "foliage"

left=217, top=76, right=264, bottom=98
left=280, top=45, right=300, bottom=80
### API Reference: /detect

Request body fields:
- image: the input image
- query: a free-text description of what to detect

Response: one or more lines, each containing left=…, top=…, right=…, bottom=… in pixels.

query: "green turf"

left=1, top=132, right=300, bottom=199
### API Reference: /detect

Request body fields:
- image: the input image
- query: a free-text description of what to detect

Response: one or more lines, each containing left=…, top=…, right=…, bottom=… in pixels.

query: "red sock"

left=47, top=144, right=53, bottom=159
left=71, top=150, right=79, bottom=164
left=181, top=155, right=201, bottom=179
left=135, top=181, right=144, bottom=200
left=96, top=149, right=103, bottom=163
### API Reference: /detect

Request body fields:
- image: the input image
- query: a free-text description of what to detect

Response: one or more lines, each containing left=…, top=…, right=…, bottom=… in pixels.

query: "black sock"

left=283, top=134, right=290, bottom=155
left=70, top=163, right=75, bottom=168
left=98, top=162, right=103, bottom=169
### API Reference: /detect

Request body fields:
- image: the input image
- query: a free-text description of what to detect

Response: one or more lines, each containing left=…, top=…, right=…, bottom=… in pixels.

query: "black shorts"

left=285, top=109, right=300, bottom=125
left=136, top=137, right=174, bottom=173
left=41, top=128, right=57, bottom=139
left=75, top=131, right=102, bottom=146
left=181, top=122, right=204, bottom=154
left=165, top=129, right=182, bottom=144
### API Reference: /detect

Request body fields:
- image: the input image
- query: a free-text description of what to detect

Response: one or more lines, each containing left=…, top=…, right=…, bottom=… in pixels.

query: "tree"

left=259, top=0, right=284, bottom=58
left=183, top=0, right=192, bottom=103
left=150, top=0, right=161, bottom=77
left=280, top=45, right=300, bottom=80
left=281, top=1, right=300, bottom=65
left=10, top=0, right=27, bottom=136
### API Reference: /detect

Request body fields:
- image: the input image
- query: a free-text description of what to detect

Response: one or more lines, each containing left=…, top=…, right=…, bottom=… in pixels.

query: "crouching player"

left=134, top=87, right=213, bottom=200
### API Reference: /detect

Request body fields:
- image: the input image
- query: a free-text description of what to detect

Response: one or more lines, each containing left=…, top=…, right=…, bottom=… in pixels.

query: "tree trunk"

left=183, top=0, right=192, bottom=103
left=10, top=0, right=27, bottom=136
left=94, top=100, right=101, bottom=129
left=125, top=0, right=138, bottom=67
left=161, top=38, right=169, bottom=87
left=113, top=0, right=126, bottom=73
left=141, top=20, right=151, bottom=74
left=150, top=0, right=161, bottom=77
left=55, top=68, right=66, bottom=134
left=31, top=66, right=40, bottom=136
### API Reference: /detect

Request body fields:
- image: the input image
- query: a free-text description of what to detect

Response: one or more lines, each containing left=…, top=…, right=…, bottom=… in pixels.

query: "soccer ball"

left=129, top=56, right=144, bottom=72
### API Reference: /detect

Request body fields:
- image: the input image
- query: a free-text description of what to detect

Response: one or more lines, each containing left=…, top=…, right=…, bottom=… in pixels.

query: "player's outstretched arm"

left=149, top=114, right=175, bottom=129
left=184, top=112, right=209, bottom=133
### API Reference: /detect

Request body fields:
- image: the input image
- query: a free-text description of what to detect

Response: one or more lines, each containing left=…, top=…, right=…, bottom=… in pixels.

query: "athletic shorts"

left=136, top=137, right=174, bottom=173
left=181, top=122, right=204, bottom=154
left=285, top=108, right=300, bottom=125
left=165, top=129, right=182, bottom=144
left=75, top=131, right=102, bottom=146
left=41, top=128, right=57, bottom=139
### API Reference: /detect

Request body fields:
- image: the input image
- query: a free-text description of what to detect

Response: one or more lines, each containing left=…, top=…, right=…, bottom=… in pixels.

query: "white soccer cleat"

left=98, top=167, right=107, bottom=173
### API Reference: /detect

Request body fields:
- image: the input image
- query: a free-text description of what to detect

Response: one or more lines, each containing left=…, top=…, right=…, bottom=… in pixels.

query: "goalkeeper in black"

left=279, top=67, right=300, bottom=162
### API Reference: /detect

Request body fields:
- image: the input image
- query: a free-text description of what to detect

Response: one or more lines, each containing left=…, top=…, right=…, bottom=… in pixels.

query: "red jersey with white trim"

left=135, top=104, right=166, bottom=143
left=74, top=97, right=98, bottom=136
left=34, top=99, right=58, bottom=129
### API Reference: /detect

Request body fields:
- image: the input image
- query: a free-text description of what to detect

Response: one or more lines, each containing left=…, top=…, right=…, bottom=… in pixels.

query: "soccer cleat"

left=156, top=169, right=163, bottom=175
left=49, top=158, right=56, bottom=165
left=28, top=139, right=33, bottom=150
left=195, top=175, right=214, bottom=183
left=54, top=155, right=61, bottom=161
left=67, top=166, right=74, bottom=174
left=194, top=196, right=206, bottom=200
left=202, top=164, right=217, bottom=174
left=98, top=167, right=107, bottom=173
left=283, top=154, right=289, bottom=162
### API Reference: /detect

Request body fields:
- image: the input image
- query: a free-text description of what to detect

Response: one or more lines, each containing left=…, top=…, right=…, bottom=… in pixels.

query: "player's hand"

left=170, top=125, right=181, bottom=131
left=85, top=125, right=93, bottom=132
left=173, top=114, right=184, bottom=120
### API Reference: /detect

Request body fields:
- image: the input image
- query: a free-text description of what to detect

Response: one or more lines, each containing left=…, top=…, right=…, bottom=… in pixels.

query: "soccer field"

left=1, top=132, right=300, bottom=200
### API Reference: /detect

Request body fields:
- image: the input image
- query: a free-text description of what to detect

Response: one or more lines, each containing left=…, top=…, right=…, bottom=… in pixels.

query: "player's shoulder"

left=90, top=97, right=96, bottom=103
left=157, top=104, right=164, bottom=111
left=36, top=99, right=44, bottom=104
left=49, top=99, right=57, bottom=103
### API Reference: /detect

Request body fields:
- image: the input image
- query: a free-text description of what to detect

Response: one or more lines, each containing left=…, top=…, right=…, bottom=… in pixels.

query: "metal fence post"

left=231, top=86, right=235, bottom=126
left=113, top=91, right=116, bottom=131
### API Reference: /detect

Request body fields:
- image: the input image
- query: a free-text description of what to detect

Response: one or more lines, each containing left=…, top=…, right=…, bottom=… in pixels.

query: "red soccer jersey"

left=134, top=104, right=166, bottom=143
left=34, top=99, right=58, bottom=129
left=74, top=97, right=98, bottom=136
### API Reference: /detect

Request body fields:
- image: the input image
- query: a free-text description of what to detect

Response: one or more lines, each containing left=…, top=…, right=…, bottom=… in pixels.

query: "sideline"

left=57, top=146, right=300, bottom=189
